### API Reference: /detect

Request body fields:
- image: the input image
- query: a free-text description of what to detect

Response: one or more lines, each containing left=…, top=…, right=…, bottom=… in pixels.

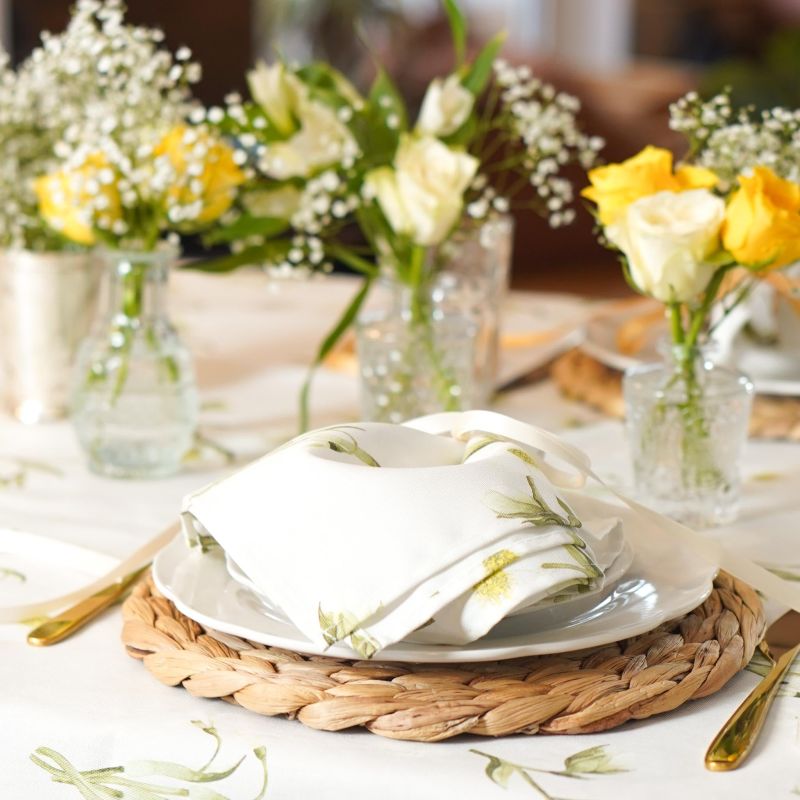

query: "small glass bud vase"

left=623, top=344, right=754, bottom=528
left=71, top=249, right=198, bottom=479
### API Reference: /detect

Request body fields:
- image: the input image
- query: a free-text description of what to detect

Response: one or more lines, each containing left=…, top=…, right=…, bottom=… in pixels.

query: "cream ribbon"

left=408, top=410, right=800, bottom=613
left=0, top=521, right=180, bottom=625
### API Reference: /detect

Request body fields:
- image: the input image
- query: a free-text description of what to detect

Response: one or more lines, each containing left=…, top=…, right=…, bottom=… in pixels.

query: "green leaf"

left=463, top=31, right=506, bottom=95
left=443, top=0, right=467, bottom=66
left=353, top=67, right=408, bottom=163
left=187, top=241, right=292, bottom=273
left=204, top=215, right=289, bottom=245
left=299, top=277, right=373, bottom=431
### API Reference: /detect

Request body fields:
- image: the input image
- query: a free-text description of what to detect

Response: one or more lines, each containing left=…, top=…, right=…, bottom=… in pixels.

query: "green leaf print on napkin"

left=318, top=605, right=380, bottom=658
left=484, top=475, right=602, bottom=583
left=763, top=565, right=800, bottom=582
left=471, top=745, right=627, bottom=798
left=0, top=566, right=25, bottom=582
left=30, top=719, right=268, bottom=799
left=315, top=428, right=380, bottom=467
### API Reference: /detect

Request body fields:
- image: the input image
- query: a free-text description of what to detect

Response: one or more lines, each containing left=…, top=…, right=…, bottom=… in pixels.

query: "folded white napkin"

left=181, top=414, right=627, bottom=658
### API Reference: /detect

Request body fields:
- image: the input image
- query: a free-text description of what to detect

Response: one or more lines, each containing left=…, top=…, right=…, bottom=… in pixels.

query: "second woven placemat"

left=551, top=349, right=800, bottom=441
left=122, top=571, right=764, bottom=742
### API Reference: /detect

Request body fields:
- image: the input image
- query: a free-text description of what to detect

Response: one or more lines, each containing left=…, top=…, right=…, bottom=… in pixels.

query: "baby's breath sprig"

left=670, top=88, right=800, bottom=191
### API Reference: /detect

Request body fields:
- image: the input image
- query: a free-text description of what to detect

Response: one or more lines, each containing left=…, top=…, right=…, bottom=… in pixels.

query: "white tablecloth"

left=2, top=271, right=799, bottom=799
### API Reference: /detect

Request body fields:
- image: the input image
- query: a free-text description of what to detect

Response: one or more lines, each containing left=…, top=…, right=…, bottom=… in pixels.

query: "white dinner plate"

left=582, top=307, right=800, bottom=397
left=152, top=513, right=715, bottom=663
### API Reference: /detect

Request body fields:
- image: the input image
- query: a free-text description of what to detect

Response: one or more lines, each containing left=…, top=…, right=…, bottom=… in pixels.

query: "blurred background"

left=3, top=0, right=798, bottom=296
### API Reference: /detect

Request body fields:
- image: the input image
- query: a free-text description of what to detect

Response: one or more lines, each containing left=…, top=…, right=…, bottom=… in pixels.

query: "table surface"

left=2, top=270, right=799, bottom=800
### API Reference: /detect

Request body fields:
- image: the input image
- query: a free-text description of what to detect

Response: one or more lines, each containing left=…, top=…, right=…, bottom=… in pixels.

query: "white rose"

left=247, top=61, right=303, bottom=136
left=416, top=74, right=474, bottom=138
left=607, top=189, right=726, bottom=303
left=365, top=134, right=479, bottom=246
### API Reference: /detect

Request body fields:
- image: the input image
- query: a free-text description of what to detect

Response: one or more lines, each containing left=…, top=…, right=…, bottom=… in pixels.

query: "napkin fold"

left=182, top=420, right=627, bottom=657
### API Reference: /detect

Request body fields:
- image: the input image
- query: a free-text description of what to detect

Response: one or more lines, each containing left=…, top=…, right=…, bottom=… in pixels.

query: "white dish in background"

left=152, top=510, right=715, bottom=663
left=582, top=307, right=800, bottom=397
left=0, top=528, right=118, bottom=619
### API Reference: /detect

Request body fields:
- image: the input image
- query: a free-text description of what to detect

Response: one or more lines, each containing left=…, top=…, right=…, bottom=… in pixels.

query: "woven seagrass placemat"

left=551, top=349, right=800, bottom=441
left=121, top=571, right=763, bottom=742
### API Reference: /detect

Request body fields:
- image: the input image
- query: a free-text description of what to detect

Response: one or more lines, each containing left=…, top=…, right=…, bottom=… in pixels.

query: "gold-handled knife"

left=27, top=564, right=149, bottom=647
left=705, top=622, right=800, bottom=771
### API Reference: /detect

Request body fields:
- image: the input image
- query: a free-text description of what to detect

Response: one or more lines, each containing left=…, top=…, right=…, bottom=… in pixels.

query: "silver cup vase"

left=0, top=250, right=101, bottom=423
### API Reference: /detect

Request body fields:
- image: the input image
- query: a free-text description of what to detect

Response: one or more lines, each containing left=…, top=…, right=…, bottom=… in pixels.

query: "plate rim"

left=152, top=533, right=715, bottom=663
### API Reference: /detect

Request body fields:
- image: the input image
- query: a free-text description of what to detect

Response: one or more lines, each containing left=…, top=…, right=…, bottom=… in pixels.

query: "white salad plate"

left=582, top=307, right=800, bottom=397
left=152, top=515, right=716, bottom=663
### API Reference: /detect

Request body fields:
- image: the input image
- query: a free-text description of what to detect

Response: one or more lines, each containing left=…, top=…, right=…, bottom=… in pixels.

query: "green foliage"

left=204, top=215, right=289, bottom=245
left=463, top=31, right=507, bottom=95
left=443, top=0, right=467, bottom=66
left=299, top=277, right=373, bottom=432
left=189, top=241, right=292, bottom=273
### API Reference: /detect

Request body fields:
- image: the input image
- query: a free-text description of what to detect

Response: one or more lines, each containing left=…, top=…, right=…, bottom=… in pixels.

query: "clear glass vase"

left=427, top=214, right=513, bottom=401
left=356, top=307, right=478, bottom=423
left=623, top=345, right=754, bottom=528
left=71, top=249, right=198, bottom=478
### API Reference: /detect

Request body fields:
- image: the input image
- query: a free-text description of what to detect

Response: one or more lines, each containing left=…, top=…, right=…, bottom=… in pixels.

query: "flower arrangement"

left=200, top=0, right=603, bottom=425
left=583, top=103, right=800, bottom=362
left=582, top=91, right=800, bottom=521
left=28, top=0, right=244, bottom=252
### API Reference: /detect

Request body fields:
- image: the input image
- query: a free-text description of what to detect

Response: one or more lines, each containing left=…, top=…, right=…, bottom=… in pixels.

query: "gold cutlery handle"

left=705, top=642, right=800, bottom=771
left=27, top=565, right=148, bottom=646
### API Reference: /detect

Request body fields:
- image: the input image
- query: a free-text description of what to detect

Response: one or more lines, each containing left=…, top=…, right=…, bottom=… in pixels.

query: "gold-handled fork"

left=706, top=613, right=800, bottom=771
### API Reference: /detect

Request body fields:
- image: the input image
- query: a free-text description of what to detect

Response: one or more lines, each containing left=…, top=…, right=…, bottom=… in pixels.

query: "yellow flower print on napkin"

left=34, top=154, right=122, bottom=245
left=156, top=125, right=245, bottom=225
left=722, top=166, right=800, bottom=271
left=473, top=549, right=519, bottom=603
left=582, top=145, right=718, bottom=226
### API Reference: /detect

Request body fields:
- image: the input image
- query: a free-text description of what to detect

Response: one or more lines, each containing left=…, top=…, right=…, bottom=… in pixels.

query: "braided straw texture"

left=551, top=349, right=800, bottom=441
left=122, top=571, right=764, bottom=742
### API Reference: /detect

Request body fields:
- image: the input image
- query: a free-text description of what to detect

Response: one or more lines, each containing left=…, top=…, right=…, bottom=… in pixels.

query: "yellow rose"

left=156, top=125, right=245, bottom=225
left=582, top=146, right=718, bottom=226
left=722, top=166, right=800, bottom=270
left=34, top=154, right=121, bottom=246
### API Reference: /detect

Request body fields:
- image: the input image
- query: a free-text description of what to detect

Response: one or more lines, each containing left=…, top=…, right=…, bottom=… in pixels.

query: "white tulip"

left=416, top=74, right=474, bottom=137
left=366, top=135, right=479, bottom=246
left=259, top=99, right=358, bottom=180
left=607, top=189, right=726, bottom=303
left=247, top=61, right=302, bottom=136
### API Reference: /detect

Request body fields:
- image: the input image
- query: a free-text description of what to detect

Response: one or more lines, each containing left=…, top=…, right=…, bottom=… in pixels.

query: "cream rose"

left=416, top=74, right=473, bottom=137
left=607, top=189, right=726, bottom=303
left=365, top=135, right=479, bottom=246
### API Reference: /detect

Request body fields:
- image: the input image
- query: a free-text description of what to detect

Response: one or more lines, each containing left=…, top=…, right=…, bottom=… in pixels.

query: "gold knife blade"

left=705, top=614, right=800, bottom=771
left=26, top=564, right=149, bottom=647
